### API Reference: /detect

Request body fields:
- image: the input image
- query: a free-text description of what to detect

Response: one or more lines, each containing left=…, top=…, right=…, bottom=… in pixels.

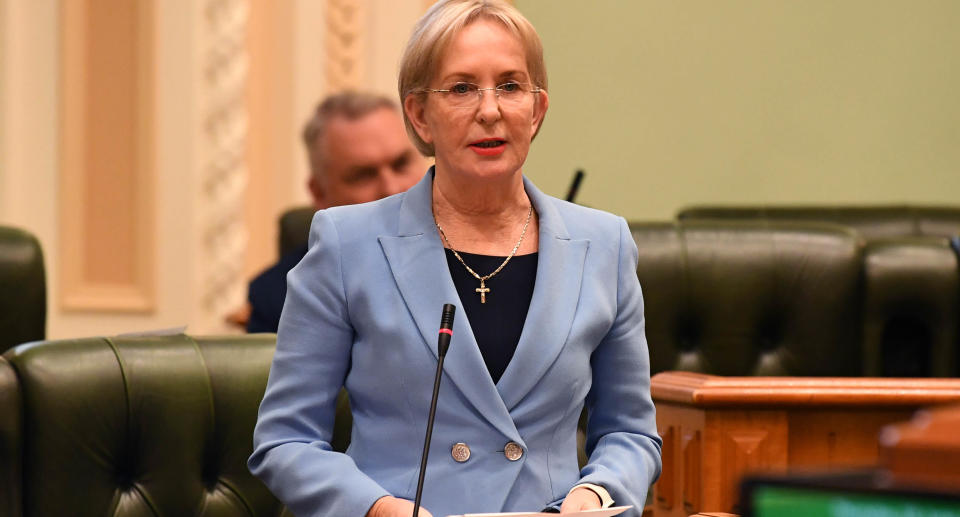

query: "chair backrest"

left=631, top=220, right=865, bottom=377
left=677, top=205, right=960, bottom=240
left=0, top=334, right=286, bottom=517
left=0, top=226, right=45, bottom=354
left=862, top=236, right=959, bottom=377
left=278, top=206, right=315, bottom=257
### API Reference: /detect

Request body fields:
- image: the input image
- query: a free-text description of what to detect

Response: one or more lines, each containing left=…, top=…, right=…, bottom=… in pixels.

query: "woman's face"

left=406, top=19, right=548, bottom=183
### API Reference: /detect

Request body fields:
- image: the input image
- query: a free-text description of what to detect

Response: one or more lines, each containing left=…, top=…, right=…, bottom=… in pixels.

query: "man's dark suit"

left=246, top=245, right=308, bottom=333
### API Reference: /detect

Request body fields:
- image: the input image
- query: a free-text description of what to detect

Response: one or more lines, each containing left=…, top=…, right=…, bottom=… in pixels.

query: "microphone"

left=565, top=168, right=585, bottom=203
left=413, top=303, right=456, bottom=517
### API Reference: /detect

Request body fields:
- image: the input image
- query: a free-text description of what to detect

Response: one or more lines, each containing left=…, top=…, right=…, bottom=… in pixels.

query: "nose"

left=475, top=88, right=501, bottom=124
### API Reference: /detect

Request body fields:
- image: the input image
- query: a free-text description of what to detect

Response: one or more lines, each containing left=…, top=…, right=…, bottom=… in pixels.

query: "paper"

left=446, top=505, right=631, bottom=517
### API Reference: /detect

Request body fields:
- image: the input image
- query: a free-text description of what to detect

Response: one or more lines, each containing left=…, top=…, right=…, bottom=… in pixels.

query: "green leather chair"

left=0, top=332, right=588, bottom=516
left=674, top=205, right=960, bottom=377
left=676, top=205, right=960, bottom=240
left=862, top=236, right=959, bottom=377
left=631, top=220, right=865, bottom=377
left=0, top=226, right=45, bottom=354
left=0, top=334, right=290, bottom=517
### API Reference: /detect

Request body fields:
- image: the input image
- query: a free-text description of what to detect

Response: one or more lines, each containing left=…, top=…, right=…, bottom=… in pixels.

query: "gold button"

left=451, top=442, right=471, bottom=462
left=504, top=441, right=523, bottom=461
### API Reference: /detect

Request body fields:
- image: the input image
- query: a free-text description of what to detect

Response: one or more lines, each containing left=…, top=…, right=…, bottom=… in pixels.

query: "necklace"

left=435, top=204, right=534, bottom=304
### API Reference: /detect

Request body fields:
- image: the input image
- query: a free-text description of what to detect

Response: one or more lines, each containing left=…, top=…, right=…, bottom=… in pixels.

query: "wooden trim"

left=651, top=371, right=960, bottom=407
left=59, top=0, right=155, bottom=312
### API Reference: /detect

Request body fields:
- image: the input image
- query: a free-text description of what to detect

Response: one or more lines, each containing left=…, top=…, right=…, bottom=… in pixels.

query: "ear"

left=307, top=176, right=329, bottom=210
left=403, top=94, right=434, bottom=145
left=530, top=89, right=549, bottom=136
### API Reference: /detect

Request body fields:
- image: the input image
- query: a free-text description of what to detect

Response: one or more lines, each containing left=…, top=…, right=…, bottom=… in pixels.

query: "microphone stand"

left=413, top=304, right=456, bottom=517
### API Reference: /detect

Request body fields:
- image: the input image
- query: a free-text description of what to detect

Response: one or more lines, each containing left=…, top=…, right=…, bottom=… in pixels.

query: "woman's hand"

left=559, top=487, right=602, bottom=513
left=367, top=495, right=434, bottom=517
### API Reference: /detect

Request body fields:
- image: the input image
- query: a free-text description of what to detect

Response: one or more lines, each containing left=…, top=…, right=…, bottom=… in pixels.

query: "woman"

left=249, top=1, right=661, bottom=516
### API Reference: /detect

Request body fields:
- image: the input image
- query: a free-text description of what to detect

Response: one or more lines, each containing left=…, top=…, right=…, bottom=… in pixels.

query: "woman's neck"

left=432, top=166, right=527, bottom=216
left=431, top=167, right=539, bottom=255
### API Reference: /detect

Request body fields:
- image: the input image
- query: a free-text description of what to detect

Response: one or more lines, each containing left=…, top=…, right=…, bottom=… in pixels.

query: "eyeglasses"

left=423, top=81, right=542, bottom=109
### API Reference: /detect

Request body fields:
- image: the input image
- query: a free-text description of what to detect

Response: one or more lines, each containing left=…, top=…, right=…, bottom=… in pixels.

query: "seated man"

left=247, top=92, right=426, bottom=333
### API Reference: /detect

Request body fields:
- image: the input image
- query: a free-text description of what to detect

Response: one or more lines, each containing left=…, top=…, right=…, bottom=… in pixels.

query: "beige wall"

left=516, top=0, right=960, bottom=220
left=5, top=1, right=956, bottom=341
left=0, top=1, right=425, bottom=340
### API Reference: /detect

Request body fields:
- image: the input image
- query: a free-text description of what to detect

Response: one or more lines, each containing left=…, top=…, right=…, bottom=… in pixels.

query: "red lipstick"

left=469, top=138, right=506, bottom=156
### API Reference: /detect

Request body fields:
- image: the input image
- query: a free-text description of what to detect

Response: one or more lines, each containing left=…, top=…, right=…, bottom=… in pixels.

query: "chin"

left=463, top=155, right=525, bottom=179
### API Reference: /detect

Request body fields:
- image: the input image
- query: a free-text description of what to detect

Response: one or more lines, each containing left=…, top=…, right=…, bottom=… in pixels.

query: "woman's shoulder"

left=313, top=192, right=406, bottom=240
left=540, top=194, right=625, bottom=240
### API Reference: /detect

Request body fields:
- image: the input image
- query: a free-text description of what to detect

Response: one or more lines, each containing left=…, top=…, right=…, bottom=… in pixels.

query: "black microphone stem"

left=412, top=352, right=445, bottom=517
left=413, top=303, right=456, bottom=517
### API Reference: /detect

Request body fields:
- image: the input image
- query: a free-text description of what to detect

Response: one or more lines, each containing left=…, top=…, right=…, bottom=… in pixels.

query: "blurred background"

left=1, top=0, right=958, bottom=339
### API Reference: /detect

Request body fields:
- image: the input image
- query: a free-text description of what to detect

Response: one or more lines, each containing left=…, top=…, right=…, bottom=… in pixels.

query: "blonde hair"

left=398, top=0, right=547, bottom=156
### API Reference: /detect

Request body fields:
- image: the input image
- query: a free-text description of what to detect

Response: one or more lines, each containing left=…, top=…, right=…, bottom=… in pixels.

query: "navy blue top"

left=445, top=249, right=538, bottom=384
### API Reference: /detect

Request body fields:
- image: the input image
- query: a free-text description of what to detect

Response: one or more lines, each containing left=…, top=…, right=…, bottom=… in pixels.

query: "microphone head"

left=440, top=303, right=456, bottom=331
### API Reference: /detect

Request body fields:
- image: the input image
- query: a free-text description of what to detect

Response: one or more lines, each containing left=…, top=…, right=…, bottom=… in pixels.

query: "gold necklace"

left=435, top=204, right=534, bottom=304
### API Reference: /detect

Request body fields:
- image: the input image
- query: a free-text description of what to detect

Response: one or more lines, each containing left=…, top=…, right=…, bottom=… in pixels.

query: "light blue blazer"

left=249, top=171, right=661, bottom=517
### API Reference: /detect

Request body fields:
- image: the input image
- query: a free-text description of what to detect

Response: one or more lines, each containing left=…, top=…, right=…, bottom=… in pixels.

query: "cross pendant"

left=476, top=279, right=490, bottom=304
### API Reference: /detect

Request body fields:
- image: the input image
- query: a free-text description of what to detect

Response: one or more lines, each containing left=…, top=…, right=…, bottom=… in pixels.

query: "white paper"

left=446, top=505, right=632, bottom=517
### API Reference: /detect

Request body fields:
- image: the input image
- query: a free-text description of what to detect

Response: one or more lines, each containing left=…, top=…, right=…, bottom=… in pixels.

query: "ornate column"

left=325, top=0, right=364, bottom=92
left=197, top=0, right=249, bottom=333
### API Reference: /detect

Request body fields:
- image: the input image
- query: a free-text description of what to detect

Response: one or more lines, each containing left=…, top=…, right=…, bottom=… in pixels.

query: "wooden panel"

left=881, top=404, right=960, bottom=490
left=787, top=408, right=911, bottom=469
left=656, top=424, right=675, bottom=510
left=708, top=411, right=787, bottom=514
left=653, top=404, right=707, bottom=517
left=60, top=0, right=154, bottom=312
left=682, top=428, right=701, bottom=515
left=650, top=373, right=960, bottom=517
left=652, top=371, right=960, bottom=406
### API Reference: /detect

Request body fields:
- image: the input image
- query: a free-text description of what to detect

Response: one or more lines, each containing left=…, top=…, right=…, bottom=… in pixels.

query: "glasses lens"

left=445, top=83, right=478, bottom=108
left=496, top=82, right=525, bottom=104
left=436, top=82, right=536, bottom=109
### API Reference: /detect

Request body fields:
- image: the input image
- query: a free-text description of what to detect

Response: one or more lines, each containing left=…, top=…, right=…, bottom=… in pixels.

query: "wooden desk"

left=880, top=403, right=960, bottom=490
left=650, top=372, right=960, bottom=517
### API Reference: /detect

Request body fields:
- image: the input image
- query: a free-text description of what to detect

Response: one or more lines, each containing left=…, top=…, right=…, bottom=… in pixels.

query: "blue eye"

left=498, top=82, right=521, bottom=93
left=450, top=83, right=475, bottom=95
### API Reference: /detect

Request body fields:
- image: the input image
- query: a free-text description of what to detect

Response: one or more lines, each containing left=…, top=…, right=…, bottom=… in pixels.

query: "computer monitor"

left=741, top=471, right=960, bottom=517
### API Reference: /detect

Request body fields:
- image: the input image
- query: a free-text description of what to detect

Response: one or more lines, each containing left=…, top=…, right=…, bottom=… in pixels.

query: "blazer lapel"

left=378, top=171, right=519, bottom=441
left=497, top=178, right=589, bottom=410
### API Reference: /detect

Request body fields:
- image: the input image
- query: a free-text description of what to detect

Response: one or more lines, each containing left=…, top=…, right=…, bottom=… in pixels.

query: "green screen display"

left=753, top=486, right=960, bottom=517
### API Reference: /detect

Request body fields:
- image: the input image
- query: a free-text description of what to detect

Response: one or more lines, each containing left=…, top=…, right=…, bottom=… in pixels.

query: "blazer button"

left=451, top=442, right=471, bottom=463
left=504, top=441, right=523, bottom=461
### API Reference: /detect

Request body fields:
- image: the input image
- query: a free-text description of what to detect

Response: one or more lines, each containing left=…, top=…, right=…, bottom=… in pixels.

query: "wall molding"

left=59, top=0, right=155, bottom=312
left=325, top=0, right=364, bottom=92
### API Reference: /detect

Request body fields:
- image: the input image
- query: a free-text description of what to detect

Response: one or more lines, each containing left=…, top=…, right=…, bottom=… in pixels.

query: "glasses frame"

left=422, top=82, right=543, bottom=108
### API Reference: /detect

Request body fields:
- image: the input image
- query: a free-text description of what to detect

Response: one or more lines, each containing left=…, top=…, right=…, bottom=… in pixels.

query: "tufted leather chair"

left=862, top=236, right=959, bottom=377
left=0, top=333, right=588, bottom=515
left=630, top=220, right=865, bottom=377
left=0, top=226, right=46, bottom=354
left=0, top=334, right=290, bottom=517
left=675, top=205, right=960, bottom=377
left=676, top=205, right=960, bottom=240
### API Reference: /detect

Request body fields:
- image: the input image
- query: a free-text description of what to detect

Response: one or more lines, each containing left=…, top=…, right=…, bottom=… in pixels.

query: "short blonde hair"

left=398, top=0, right=548, bottom=156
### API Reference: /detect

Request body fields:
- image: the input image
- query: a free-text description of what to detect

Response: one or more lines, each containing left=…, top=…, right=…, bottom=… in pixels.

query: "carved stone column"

left=198, top=0, right=249, bottom=333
